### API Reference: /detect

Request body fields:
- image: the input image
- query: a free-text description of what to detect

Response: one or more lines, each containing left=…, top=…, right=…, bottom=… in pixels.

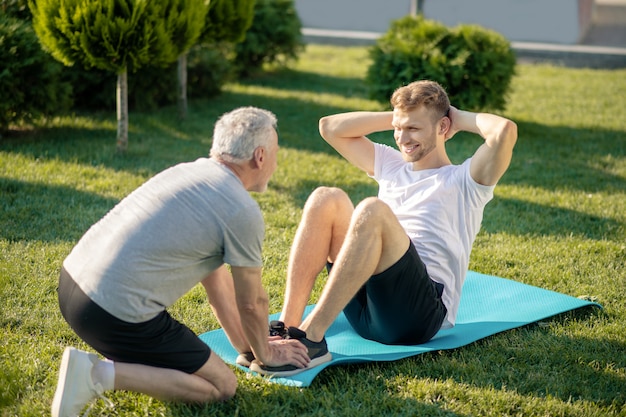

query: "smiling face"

left=392, top=105, right=440, bottom=164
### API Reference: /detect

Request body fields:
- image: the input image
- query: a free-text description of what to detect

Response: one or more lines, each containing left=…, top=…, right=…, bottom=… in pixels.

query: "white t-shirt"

left=373, top=143, right=494, bottom=328
left=63, top=158, right=264, bottom=323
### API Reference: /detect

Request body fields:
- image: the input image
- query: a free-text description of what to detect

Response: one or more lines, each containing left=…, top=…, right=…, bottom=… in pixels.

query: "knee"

left=304, top=186, right=352, bottom=214
left=220, top=375, right=237, bottom=401
left=213, top=373, right=237, bottom=402
left=353, top=197, right=390, bottom=221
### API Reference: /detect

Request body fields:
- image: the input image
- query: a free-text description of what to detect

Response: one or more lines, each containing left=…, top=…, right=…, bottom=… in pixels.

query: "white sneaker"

left=235, top=352, right=255, bottom=367
left=51, top=347, right=112, bottom=417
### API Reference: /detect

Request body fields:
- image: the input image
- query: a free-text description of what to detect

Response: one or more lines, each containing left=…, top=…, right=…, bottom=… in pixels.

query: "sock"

left=91, top=359, right=115, bottom=391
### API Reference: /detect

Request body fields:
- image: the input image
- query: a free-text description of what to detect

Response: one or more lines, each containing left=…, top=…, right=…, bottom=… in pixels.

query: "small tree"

left=29, top=0, right=207, bottom=152
left=176, top=0, right=255, bottom=119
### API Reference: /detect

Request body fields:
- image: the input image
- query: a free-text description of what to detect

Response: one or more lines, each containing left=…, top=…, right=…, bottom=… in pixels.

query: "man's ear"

left=439, top=116, right=451, bottom=136
left=252, top=146, right=265, bottom=168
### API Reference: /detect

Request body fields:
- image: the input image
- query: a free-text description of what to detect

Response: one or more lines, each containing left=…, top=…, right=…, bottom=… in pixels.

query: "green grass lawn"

left=1, top=44, right=625, bottom=416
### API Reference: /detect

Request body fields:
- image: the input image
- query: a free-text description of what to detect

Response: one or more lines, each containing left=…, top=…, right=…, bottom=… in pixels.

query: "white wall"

left=295, top=0, right=595, bottom=45
left=295, top=0, right=412, bottom=33
left=422, top=0, right=594, bottom=44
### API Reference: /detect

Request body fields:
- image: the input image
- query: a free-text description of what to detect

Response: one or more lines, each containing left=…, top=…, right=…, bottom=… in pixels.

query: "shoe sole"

left=250, top=352, right=332, bottom=377
left=51, top=347, right=78, bottom=417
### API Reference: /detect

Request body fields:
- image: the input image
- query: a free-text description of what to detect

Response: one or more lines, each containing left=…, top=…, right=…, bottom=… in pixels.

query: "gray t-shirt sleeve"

left=222, top=204, right=264, bottom=268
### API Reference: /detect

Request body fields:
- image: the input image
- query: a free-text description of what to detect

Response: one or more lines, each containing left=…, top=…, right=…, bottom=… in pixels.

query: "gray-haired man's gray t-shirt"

left=63, top=158, right=264, bottom=323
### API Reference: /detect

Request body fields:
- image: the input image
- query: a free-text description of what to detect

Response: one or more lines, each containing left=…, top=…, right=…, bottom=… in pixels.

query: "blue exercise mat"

left=198, top=271, right=600, bottom=387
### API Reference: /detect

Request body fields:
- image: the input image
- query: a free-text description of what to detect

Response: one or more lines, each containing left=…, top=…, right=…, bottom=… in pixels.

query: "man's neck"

left=411, top=148, right=452, bottom=171
left=217, top=159, right=250, bottom=189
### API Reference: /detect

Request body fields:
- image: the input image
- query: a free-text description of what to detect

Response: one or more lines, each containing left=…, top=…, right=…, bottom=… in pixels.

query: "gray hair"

left=210, top=107, right=278, bottom=164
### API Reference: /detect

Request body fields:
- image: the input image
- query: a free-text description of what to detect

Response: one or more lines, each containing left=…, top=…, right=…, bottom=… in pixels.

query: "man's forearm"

left=450, top=108, right=514, bottom=146
left=203, top=266, right=250, bottom=353
left=237, top=295, right=272, bottom=362
left=230, top=266, right=273, bottom=361
left=319, top=111, right=393, bottom=140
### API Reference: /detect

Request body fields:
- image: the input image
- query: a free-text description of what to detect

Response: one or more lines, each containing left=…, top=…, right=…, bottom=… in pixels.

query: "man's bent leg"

left=56, top=269, right=236, bottom=410
left=280, top=187, right=353, bottom=327
left=114, top=352, right=237, bottom=403
left=299, top=197, right=411, bottom=343
left=52, top=349, right=236, bottom=417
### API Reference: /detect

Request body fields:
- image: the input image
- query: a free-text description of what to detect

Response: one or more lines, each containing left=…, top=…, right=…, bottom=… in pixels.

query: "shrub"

left=366, top=15, right=516, bottom=112
left=0, top=15, right=72, bottom=130
left=201, top=0, right=255, bottom=44
left=130, top=43, right=234, bottom=110
left=63, top=43, right=233, bottom=112
left=1, top=0, right=31, bottom=20
left=234, top=0, right=304, bottom=76
left=186, top=43, right=234, bottom=99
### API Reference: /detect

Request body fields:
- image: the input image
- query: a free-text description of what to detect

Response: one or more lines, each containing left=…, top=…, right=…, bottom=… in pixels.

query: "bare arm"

left=446, top=107, right=518, bottom=186
left=229, top=266, right=309, bottom=367
left=201, top=265, right=249, bottom=354
left=319, top=112, right=394, bottom=176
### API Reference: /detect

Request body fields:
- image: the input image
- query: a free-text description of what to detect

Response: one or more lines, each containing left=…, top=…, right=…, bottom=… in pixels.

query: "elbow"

left=318, top=116, right=333, bottom=143
left=502, top=119, right=518, bottom=148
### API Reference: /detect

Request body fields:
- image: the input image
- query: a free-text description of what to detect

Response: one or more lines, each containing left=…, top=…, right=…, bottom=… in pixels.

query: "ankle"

left=91, top=359, right=115, bottom=391
left=301, top=326, right=324, bottom=343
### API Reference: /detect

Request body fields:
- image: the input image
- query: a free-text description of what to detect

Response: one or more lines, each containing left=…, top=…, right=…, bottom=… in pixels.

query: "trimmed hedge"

left=366, top=15, right=516, bottom=112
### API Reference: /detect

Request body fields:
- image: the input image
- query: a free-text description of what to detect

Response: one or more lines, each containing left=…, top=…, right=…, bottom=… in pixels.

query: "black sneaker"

left=236, top=321, right=288, bottom=367
left=269, top=320, right=288, bottom=338
left=249, top=327, right=332, bottom=377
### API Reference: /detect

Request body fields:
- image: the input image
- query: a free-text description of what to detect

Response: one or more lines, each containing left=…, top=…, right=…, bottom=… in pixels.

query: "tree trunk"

left=116, top=67, right=129, bottom=153
left=410, top=0, right=424, bottom=15
left=177, top=53, right=188, bottom=120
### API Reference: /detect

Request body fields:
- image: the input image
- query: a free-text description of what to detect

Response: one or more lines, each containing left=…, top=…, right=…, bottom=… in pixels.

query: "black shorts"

left=57, top=267, right=211, bottom=374
left=329, top=241, right=447, bottom=345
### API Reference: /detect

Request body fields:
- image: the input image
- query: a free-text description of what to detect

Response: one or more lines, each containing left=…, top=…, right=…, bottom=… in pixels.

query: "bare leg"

left=299, top=197, right=411, bottom=342
left=279, top=187, right=353, bottom=327
left=112, top=351, right=237, bottom=403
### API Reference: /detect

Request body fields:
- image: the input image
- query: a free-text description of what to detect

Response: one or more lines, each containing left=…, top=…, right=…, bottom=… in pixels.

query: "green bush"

left=366, top=15, right=516, bottom=112
left=1, top=0, right=31, bottom=19
left=186, top=43, right=234, bottom=99
left=201, top=0, right=255, bottom=44
left=0, top=15, right=72, bottom=130
left=234, top=0, right=304, bottom=76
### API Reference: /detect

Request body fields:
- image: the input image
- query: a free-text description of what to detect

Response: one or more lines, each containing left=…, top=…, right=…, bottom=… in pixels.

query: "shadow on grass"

left=483, top=196, right=623, bottom=240
left=1, top=72, right=623, bottom=244
left=236, top=67, right=370, bottom=97
left=502, top=120, right=625, bottom=194
left=3, top=73, right=622, bottom=184
left=168, top=311, right=619, bottom=416
left=403, top=309, right=624, bottom=409
left=170, top=368, right=469, bottom=417
left=0, top=178, right=118, bottom=243
left=0, top=69, right=375, bottom=174
left=304, top=308, right=619, bottom=413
